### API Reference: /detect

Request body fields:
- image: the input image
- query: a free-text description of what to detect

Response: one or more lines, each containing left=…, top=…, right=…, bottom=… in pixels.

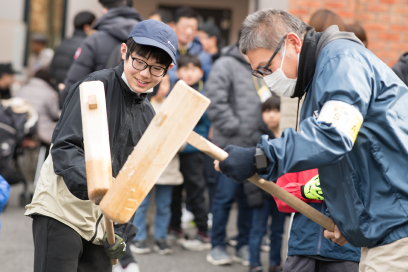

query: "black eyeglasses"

left=130, top=56, right=167, bottom=77
left=252, top=35, right=287, bottom=78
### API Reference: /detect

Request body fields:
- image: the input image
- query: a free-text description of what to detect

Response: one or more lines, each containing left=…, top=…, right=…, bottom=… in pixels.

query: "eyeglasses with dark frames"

left=129, top=55, right=167, bottom=77
left=252, top=35, right=287, bottom=79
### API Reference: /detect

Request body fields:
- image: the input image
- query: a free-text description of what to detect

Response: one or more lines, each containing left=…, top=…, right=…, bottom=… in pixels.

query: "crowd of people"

left=0, top=0, right=408, bottom=272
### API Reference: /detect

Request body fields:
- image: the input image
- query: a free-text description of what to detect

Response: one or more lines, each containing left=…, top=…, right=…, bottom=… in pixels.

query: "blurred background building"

left=0, top=0, right=406, bottom=73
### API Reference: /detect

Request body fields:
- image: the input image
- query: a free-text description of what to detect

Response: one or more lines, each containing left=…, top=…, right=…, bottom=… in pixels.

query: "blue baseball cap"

left=128, top=20, right=178, bottom=64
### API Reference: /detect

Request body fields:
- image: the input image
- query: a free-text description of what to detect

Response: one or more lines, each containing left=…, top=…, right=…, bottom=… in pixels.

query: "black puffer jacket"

left=50, top=29, right=87, bottom=87
left=392, top=52, right=408, bottom=86
left=51, top=64, right=154, bottom=200
left=61, top=7, right=142, bottom=104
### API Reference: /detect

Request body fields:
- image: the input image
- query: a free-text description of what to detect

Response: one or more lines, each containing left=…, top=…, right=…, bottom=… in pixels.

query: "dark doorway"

left=159, top=5, right=232, bottom=47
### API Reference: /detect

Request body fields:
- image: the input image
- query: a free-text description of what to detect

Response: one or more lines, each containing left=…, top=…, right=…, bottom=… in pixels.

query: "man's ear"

left=287, top=32, right=302, bottom=54
left=121, top=43, right=127, bottom=61
left=167, top=63, right=175, bottom=71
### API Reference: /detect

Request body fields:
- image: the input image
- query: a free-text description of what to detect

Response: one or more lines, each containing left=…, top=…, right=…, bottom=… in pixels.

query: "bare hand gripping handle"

left=186, top=131, right=335, bottom=232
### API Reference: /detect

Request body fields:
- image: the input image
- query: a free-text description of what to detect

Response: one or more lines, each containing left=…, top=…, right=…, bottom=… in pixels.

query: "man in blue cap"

left=25, top=20, right=177, bottom=272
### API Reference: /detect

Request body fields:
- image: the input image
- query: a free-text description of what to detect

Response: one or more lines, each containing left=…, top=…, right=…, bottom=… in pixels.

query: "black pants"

left=32, top=215, right=112, bottom=272
left=32, top=215, right=136, bottom=272
left=170, top=152, right=208, bottom=232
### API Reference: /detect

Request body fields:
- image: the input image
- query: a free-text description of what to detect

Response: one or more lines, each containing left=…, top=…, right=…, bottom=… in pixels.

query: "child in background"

left=248, top=96, right=286, bottom=272
left=169, top=55, right=211, bottom=251
left=0, top=175, right=10, bottom=238
left=131, top=75, right=184, bottom=255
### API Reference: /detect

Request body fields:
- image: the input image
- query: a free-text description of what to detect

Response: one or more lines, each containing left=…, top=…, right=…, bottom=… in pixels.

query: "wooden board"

left=100, top=81, right=210, bottom=223
left=79, top=81, right=113, bottom=204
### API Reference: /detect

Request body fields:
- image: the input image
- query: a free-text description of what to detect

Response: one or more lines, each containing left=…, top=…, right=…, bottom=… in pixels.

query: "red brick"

left=323, top=2, right=345, bottom=9
left=299, top=1, right=321, bottom=7
left=391, top=5, right=408, bottom=14
left=380, top=0, right=399, bottom=3
left=389, top=42, right=408, bottom=50
left=366, top=32, right=377, bottom=42
left=378, top=15, right=401, bottom=24
left=375, top=51, right=399, bottom=59
left=378, top=15, right=390, bottom=22
left=364, top=23, right=388, bottom=31
left=377, top=32, right=401, bottom=40
left=337, top=11, right=354, bottom=19
left=356, top=3, right=365, bottom=11
left=391, top=25, right=408, bottom=31
left=363, top=0, right=377, bottom=2
left=356, top=13, right=376, bottom=21
left=367, top=4, right=390, bottom=12
left=367, top=41, right=387, bottom=50
left=289, top=9, right=309, bottom=15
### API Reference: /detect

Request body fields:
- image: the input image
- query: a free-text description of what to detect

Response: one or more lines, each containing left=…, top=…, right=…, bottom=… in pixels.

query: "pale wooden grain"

left=100, top=81, right=210, bottom=224
left=185, top=131, right=335, bottom=232
left=79, top=81, right=117, bottom=264
left=79, top=81, right=113, bottom=204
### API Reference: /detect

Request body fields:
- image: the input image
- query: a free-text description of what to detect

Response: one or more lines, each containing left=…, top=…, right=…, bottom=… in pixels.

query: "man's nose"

left=140, top=68, right=151, bottom=78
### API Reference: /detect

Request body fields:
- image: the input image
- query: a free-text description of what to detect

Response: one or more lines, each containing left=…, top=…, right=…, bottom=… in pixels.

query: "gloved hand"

left=219, top=146, right=256, bottom=183
left=103, top=233, right=126, bottom=259
left=301, top=175, right=324, bottom=200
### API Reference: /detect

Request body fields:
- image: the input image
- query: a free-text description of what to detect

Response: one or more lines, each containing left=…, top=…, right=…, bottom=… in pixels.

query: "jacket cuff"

left=300, top=185, right=307, bottom=199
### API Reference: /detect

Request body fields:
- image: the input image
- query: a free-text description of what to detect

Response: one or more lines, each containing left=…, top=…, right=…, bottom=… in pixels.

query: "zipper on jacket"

left=316, top=203, right=325, bottom=255
left=89, top=213, right=104, bottom=243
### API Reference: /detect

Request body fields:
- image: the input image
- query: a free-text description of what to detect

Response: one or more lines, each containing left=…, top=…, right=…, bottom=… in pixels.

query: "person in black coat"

left=50, top=11, right=95, bottom=92
left=60, top=0, right=143, bottom=105
left=392, top=52, right=408, bottom=87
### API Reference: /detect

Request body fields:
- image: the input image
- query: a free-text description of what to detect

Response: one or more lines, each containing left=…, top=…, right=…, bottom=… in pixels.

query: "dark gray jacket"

left=50, top=29, right=87, bottom=86
left=205, top=44, right=263, bottom=149
left=61, top=7, right=142, bottom=104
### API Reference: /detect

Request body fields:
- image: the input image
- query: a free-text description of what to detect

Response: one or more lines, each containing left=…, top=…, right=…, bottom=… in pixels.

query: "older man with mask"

left=214, top=9, right=408, bottom=272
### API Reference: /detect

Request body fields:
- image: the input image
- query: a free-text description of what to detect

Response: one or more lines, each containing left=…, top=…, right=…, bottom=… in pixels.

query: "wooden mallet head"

left=100, top=81, right=210, bottom=223
left=79, top=81, right=117, bottom=265
left=79, top=81, right=113, bottom=204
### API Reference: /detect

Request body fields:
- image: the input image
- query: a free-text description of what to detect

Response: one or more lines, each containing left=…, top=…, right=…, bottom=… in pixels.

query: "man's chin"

left=131, top=85, right=149, bottom=94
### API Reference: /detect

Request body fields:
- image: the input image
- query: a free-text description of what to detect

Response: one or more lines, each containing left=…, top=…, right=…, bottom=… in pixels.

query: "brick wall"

left=289, top=0, right=408, bottom=66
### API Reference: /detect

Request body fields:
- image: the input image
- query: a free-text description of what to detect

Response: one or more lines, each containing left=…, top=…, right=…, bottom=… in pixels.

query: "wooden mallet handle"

left=105, top=217, right=118, bottom=265
left=186, top=131, right=335, bottom=232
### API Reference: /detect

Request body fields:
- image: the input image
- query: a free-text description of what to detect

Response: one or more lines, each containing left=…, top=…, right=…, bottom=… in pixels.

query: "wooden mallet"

left=100, top=80, right=335, bottom=232
left=79, top=81, right=118, bottom=265
left=185, top=132, right=335, bottom=232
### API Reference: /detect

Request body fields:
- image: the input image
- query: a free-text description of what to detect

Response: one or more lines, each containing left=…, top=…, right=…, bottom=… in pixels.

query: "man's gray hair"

left=239, top=9, right=311, bottom=54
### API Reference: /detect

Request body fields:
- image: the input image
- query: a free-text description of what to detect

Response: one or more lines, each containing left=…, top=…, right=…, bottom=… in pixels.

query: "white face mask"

left=263, top=39, right=299, bottom=97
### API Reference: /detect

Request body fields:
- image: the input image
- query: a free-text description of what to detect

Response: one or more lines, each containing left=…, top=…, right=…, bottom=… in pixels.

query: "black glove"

left=219, top=146, right=256, bottom=183
left=103, top=233, right=126, bottom=259
left=114, top=222, right=138, bottom=243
